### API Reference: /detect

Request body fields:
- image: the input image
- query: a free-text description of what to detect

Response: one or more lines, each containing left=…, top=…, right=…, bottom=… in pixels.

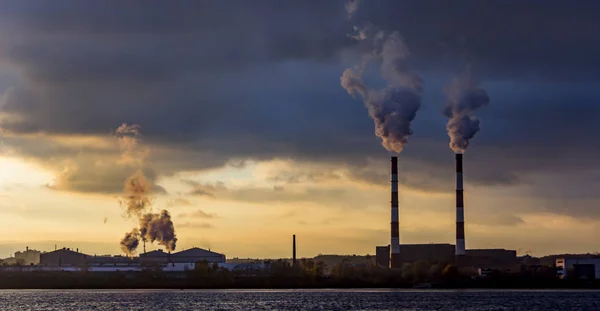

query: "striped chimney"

left=455, top=153, right=466, bottom=256
left=390, top=156, right=401, bottom=268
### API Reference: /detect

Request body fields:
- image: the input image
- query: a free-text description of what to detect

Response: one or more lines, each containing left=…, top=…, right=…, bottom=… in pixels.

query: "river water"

left=0, top=289, right=598, bottom=310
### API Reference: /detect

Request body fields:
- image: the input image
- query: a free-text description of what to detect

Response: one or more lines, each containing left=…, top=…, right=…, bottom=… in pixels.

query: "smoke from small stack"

left=120, top=229, right=140, bottom=256
left=138, top=210, right=177, bottom=252
left=341, top=3, right=422, bottom=153
left=443, top=69, right=490, bottom=153
left=114, top=123, right=177, bottom=255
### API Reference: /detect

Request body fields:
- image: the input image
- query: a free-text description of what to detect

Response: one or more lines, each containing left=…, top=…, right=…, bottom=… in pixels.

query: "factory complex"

left=1, top=247, right=226, bottom=272
left=378, top=155, right=527, bottom=271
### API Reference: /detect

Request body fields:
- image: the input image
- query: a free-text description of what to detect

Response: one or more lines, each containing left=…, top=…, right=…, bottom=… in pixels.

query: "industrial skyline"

left=1, top=1, right=600, bottom=260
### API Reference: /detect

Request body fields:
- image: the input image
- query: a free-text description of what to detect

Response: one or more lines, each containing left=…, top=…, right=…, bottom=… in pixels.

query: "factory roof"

left=172, top=247, right=224, bottom=258
left=140, top=250, right=170, bottom=257
left=41, top=248, right=85, bottom=256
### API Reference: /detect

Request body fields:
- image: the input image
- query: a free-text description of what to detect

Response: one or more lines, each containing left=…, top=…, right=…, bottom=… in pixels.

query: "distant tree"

left=442, top=264, right=459, bottom=280
left=194, top=260, right=212, bottom=277
left=332, top=258, right=355, bottom=279
left=401, top=263, right=413, bottom=281
left=413, top=260, right=429, bottom=283
left=429, top=264, right=442, bottom=280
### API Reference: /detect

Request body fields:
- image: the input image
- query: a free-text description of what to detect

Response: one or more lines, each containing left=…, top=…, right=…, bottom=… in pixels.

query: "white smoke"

left=114, top=123, right=177, bottom=255
left=345, top=0, right=360, bottom=19
left=341, top=30, right=423, bottom=153
left=443, top=68, right=490, bottom=153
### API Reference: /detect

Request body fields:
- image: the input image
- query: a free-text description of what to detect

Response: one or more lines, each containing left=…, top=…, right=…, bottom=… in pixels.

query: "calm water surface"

left=0, top=289, right=598, bottom=310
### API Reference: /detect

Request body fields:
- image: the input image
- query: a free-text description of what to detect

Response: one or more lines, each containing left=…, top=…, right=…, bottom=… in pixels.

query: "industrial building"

left=15, top=247, right=41, bottom=265
left=464, top=249, right=517, bottom=268
left=37, top=247, right=226, bottom=272
left=376, top=155, right=517, bottom=269
left=376, top=244, right=455, bottom=267
left=556, top=257, right=600, bottom=280
left=39, top=248, right=87, bottom=267
left=0, top=247, right=41, bottom=266
left=140, top=248, right=226, bottom=265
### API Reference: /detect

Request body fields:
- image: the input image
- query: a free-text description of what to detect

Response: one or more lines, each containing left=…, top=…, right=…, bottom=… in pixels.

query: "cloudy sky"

left=0, top=0, right=599, bottom=259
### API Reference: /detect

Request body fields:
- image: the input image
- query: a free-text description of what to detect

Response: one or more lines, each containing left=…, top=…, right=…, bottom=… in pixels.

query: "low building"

left=15, top=247, right=41, bottom=265
left=375, top=246, right=390, bottom=267
left=39, top=248, right=87, bottom=267
left=556, top=257, right=600, bottom=280
left=400, top=244, right=455, bottom=263
left=171, top=247, right=226, bottom=263
left=375, top=244, right=455, bottom=266
left=139, top=247, right=226, bottom=266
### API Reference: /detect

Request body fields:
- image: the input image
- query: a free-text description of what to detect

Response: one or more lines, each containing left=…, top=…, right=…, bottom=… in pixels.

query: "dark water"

left=0, top=289, right=598, bottom=310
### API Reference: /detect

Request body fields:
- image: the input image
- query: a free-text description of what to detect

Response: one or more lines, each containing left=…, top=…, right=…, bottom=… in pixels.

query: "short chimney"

left=292, top=235, right=297, bottom=266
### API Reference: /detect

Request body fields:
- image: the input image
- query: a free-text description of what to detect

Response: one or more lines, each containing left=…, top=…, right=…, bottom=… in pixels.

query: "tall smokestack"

left=292, top=235, right=297, bottom=266
left=456, top=153, right=466, bottom=256
left=390, top=156, right=400, bottom=268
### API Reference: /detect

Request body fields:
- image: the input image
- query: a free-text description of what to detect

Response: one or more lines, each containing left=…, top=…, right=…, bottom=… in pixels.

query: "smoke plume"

left=115, top=123, right=148, bottom=165
left=341, top=30, right=422, bottom=153
left=443, top=69, right=490, bottom=153
left=139, top=210, right=178, bottom=252
left=114, top=123, right=177, bottom=255
left=341, top=3, right=422, bottom=153
left=345, top=0, right=360, bottom=19
left=120, top=229, right=140, bottom=257
left=119, top=169, right=152, bottom=218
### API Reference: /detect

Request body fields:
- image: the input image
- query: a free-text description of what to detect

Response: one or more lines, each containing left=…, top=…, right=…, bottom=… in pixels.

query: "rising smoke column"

left=120, top=229, right=140, bottom=256
left=114, top=123, right=177, bottom=255
left=442, top=69, right=490, bottom=153
left=340, top=12, right=422, bottom=153
left=139, top=210, right=177, bottom=252
left=341, top=1, right=421, bottom=270
left=120, top=170, right=152, bottom=218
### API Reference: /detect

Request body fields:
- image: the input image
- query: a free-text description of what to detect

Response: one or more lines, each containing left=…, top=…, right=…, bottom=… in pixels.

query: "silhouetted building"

left=401, top=244, right=455, bottom=263
left=375, top=244, right=455, bottom=265
left=172, top=247, right=225, bottom=263
left=376, top=246, right=390, bottom=267
left=556, top=257, right=600, bottom=280
left=40, top=248, right=87, bottom=267
left=15, top=247, right=41, bottom=265
left=139, top=248, right=225, bottom=265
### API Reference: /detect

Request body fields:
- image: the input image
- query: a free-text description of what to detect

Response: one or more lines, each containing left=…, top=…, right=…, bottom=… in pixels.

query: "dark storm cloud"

left=352, top=0, right=600, bottom=79
left=0, top=0, right=599, bottom=218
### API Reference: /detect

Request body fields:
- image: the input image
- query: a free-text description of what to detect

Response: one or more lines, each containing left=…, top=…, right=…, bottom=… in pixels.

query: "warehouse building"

left=39, top=248, right=87, bottom=267
left=39, top=247, right=226, bottom=271
left=556, top=257, right=600, bottom=280
left=139, top=247, right=226, bottom=265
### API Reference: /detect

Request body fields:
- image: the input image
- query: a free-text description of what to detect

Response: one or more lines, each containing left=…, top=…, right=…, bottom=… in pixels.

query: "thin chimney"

left=292, top=235, right=297, bottom=266
left=390, top=156, right=401, bottom=268
left=456, top=153, right=466, bottom=256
